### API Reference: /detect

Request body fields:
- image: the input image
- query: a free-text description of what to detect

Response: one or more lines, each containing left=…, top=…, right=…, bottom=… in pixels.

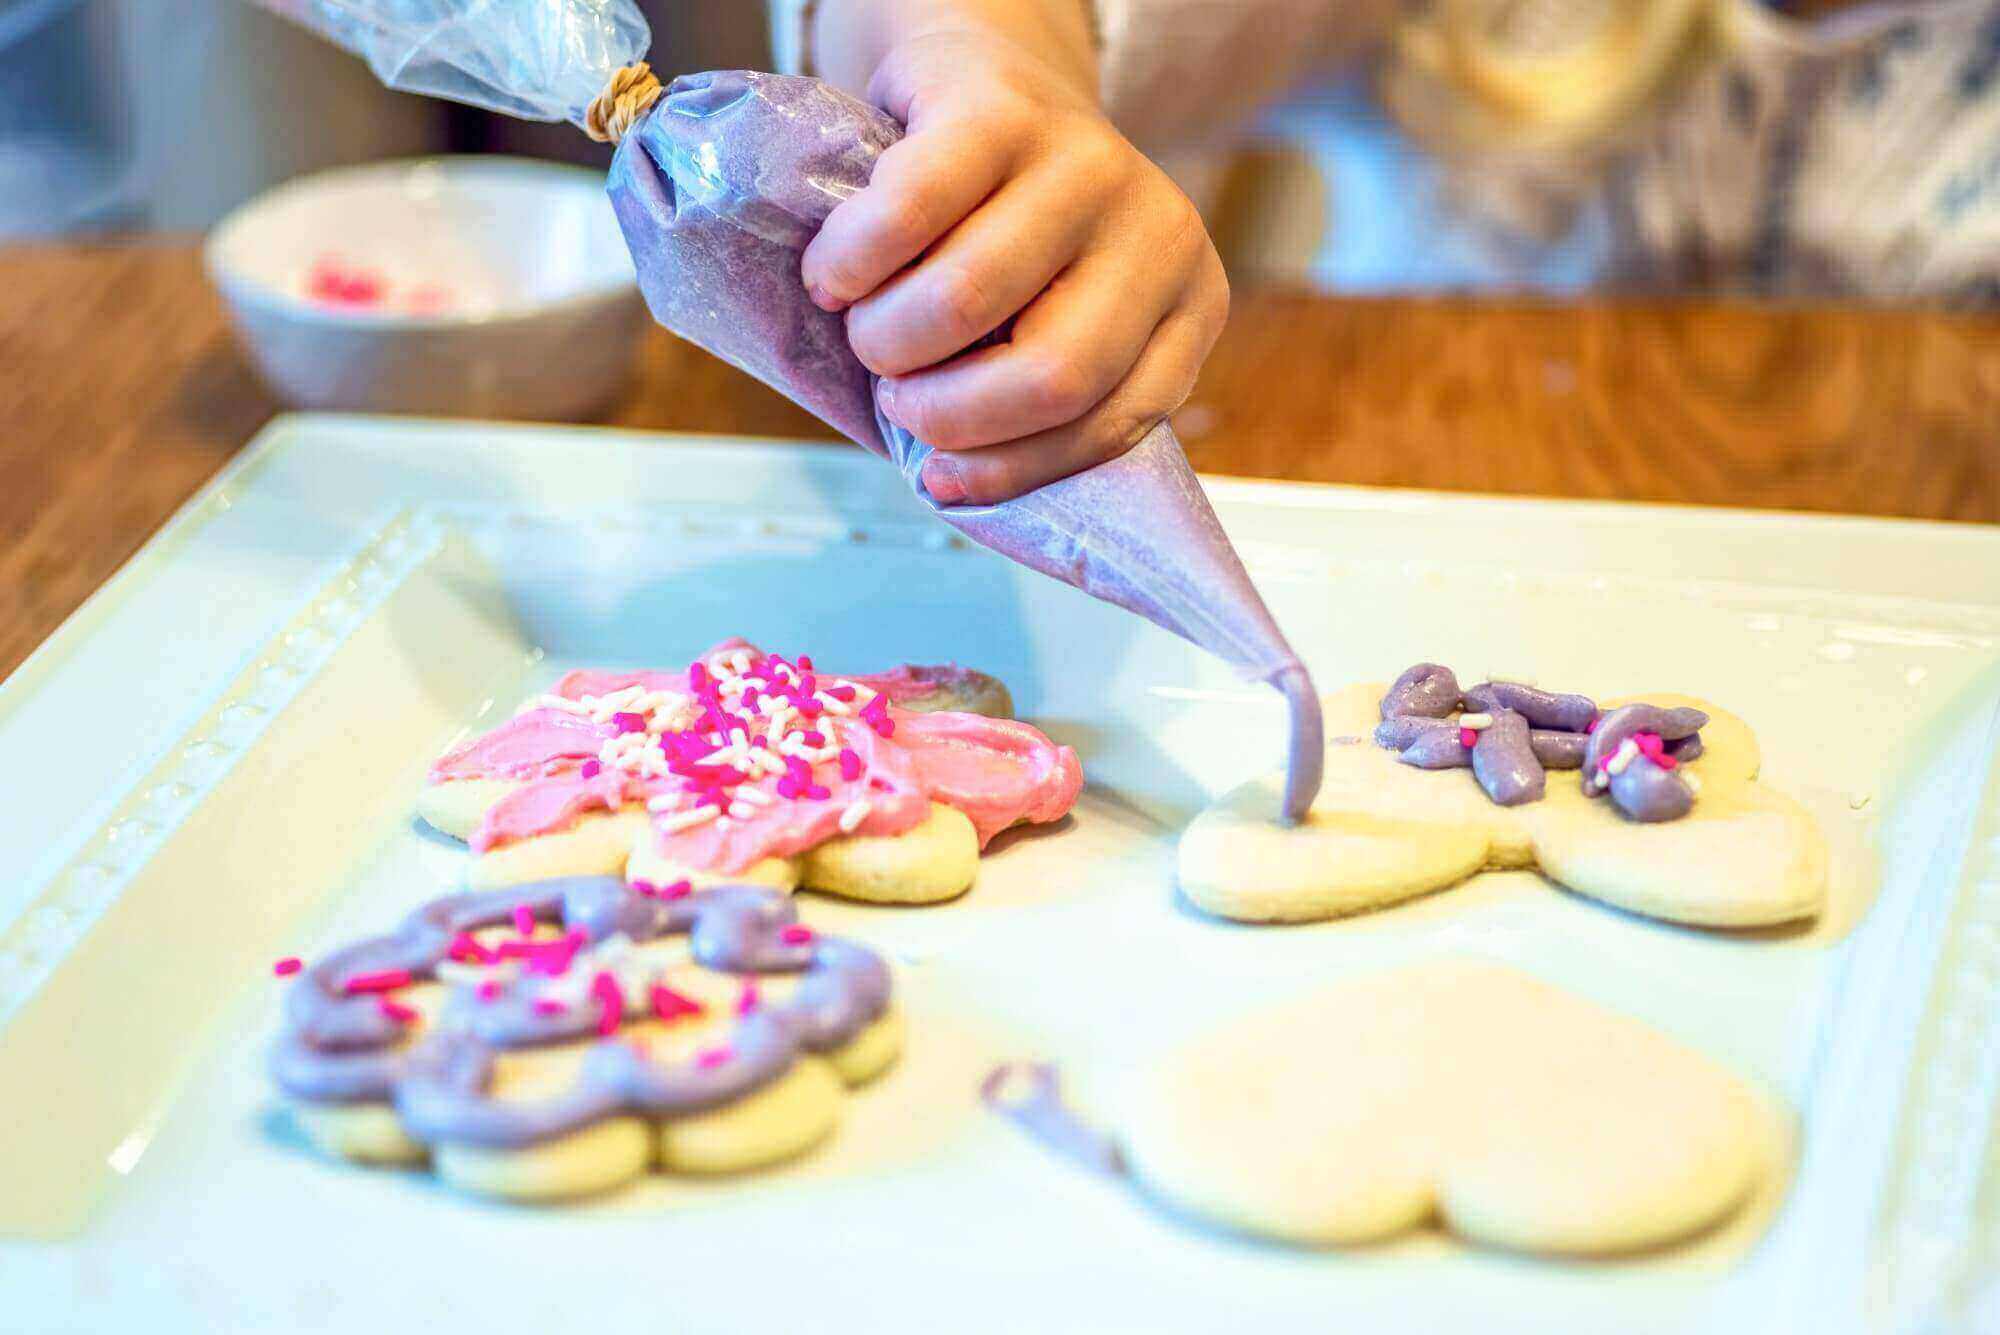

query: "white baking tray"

left=1, top=415, right=1995, bottom=1334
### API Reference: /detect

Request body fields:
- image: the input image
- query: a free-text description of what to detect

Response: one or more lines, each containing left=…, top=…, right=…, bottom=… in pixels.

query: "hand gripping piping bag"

left=252, top=1, right=1323, bottom=821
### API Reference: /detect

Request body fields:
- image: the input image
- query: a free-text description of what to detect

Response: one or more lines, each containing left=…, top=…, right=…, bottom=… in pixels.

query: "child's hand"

left=800, top=27, right=1229, bottom=505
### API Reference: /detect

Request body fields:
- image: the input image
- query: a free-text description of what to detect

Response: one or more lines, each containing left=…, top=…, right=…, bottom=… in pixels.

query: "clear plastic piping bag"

left=244, top=12, right=1323, bottom=820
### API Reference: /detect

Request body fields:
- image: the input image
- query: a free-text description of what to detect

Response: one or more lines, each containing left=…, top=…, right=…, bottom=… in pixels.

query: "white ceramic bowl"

left=205, top=156, right=645, bottom=421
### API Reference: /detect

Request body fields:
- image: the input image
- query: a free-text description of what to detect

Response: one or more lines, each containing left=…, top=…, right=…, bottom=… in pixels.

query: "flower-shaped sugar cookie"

left=421, top=639, right=1082, bottom=903
left=988, top=960, right=1778, bottom=1256
left=271, top=876, right=900, bottom=1201
left=1180, top=666, right=1826, bottom=926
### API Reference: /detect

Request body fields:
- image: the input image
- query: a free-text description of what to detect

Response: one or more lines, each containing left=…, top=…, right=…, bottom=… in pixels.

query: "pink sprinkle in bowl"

left=205, top=156, right=645, bottom=421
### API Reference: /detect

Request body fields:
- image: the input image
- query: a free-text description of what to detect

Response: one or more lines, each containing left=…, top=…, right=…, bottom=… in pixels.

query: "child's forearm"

left=812, top=0, right=1098, bottom=102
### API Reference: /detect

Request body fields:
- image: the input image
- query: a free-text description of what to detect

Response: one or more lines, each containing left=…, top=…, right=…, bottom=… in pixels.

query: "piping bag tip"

left=1272, top=662, right=1324, bottom=824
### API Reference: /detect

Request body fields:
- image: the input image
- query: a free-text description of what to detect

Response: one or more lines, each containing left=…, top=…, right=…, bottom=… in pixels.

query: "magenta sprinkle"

left=799, top=730, right=826, bottom=747
left=377, top=998, right=419, bottom=1025
left=776, top=776, right=803, bottom=800
left=580, top=759, right=602, bottom=779
left=826, top=683, right=856, bottom=703
left=689, top=662, right=709, bottom=690
left=797, top=655, right=813, bottom=671
left=532, top=997, right=568, bottom=1017
left=1585, top=716, right=1600, bottom=733
left=805, top=784, right=831, bottom=801
left=630, top=878, right=658, bottom=898
left=477, top=980, right=503, bottom=1003
left=650, top=984, right=704, bottom=1022
left=591, top=971, right=624, bottom=1036
left=272, top=957, right=302, bottom=978
left=1634, top=731, right=1666, bottom=759
left=838, top=748, right=863, bottom=782
left=779, top=925, right=814, bottom=945
left=1459, top=728, right=1478, bottom=749
left=695, top=1046, right=732, bottom=1070
left=736, top=982, right=759, bottom=1015
left=512, top=904, right=534, bottom=936
left=613, top=711, right=646, bottom=734
left=660, top=879, right=693, bottom=900
left=343, top=969, right=412, bottom=994
left=1656, top=753, right=1679, bottom=770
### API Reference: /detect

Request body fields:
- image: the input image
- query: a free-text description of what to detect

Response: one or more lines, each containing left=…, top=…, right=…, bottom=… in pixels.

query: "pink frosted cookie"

left=420, top=640, right=1082, bottom=902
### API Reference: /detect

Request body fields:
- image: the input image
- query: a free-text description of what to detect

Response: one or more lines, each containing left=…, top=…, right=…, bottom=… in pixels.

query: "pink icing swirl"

left=428, top=641, right=1082, bottom=875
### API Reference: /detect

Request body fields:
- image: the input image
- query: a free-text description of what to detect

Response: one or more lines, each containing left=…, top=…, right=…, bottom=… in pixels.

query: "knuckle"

left=931, top=263, right=1000, bottom=344
left=1022, top=352, right=1101, bottom=419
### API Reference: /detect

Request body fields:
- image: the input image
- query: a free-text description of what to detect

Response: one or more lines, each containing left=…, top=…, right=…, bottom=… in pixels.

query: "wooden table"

left=4, top=239, right=1998, bottom=679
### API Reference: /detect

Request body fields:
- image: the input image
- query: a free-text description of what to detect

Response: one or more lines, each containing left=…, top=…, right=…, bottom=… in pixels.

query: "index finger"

left=800, top=121, right=1013, bottom=311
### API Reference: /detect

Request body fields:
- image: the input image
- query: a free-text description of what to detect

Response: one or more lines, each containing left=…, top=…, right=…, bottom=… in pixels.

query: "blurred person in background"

left=768, top=0, right=1998, bottom=499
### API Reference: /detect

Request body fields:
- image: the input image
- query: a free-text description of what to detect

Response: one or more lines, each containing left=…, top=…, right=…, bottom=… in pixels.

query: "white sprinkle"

left=816, top=693, right=853, bottom=716
left=1606, top=738, right=1640, bottom=777
left=646, top=792, right=688, bottom=813
left=1458, top=712, right=1494, bottom=730
left=656, top=805, right=720, bottom=834
left=728, top=801, right=756, bottom=820
left=838, top=801, right=871, bottom=833
left=1682, top=772, right=1702, bottom=796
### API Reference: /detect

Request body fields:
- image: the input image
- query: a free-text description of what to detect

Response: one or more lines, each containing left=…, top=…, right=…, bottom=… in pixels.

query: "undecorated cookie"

left=425, top=639, right=1080, bottom=903
left=1112, top=960, right=1772, bottom=1254
left=1180, top=678, right=1825, bottom=927
left=272, top=876, right=900, bottom=1202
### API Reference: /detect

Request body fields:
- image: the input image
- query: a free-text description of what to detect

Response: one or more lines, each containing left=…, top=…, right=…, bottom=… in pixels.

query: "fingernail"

left=923, top=456, right=967, bottom=506
left=807, top=282, right=846, bottom=313
left=876, top=378, right=905, bottom=428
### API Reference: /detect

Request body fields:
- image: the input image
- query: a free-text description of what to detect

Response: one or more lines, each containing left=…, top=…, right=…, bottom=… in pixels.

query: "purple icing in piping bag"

left=606, top=70, right=1322, bottom=821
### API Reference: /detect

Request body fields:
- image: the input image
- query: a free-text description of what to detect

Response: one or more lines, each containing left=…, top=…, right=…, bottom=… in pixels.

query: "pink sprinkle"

left=796, top=655, right=814, bottom=671
left=838, top=748, right=863, bottom=782
left=779, top=925, right=814, bottom=946
left=377, top=998, right=419, bottom=1025
left=343, top=969, right=411, bottom=994
left=448, top=932, right=493, bottom=964
left=826, top=684, right=856, bottom=703
left=512, top=905, right=534, bottom=936
left=1585, top=716, right=1600, bottom=733
left=1634, top=732, right=1666, bottom=759
left=272, top=957, right=302, bottom=977
left=1459, top=728, right=1478, bottom=749
left=650, top=984, right=704, bottom=1022
left=695, top=1046, right=732, bottom=1070
left=799, top=673, right=818, bottom=696
left=1655, top=753, right=1679, bottom=770
left=800, top=730, right=826, bottom=747
left=736, top=982, right=760, bottom=1015
left=591, top=971, right=624, bottom=1036
left=805, top=784, right=831, bottom=801
left=776, top=776, right=803, bottom=800
left=689, top=662, right=709, bottom=690
left=630, top=879, right=658, bottom=898
left=477, top=980, right=503, bottom=1002
left=660, top=879, right=693, bottom=900
left=581, top=759, right=602, bottom=779
left=613, top=711, right=646, bottom=734
left=532, top=997, right=568, bottom=1017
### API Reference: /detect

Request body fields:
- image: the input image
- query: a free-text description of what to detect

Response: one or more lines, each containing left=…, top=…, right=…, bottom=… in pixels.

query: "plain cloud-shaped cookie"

left=1120, top=960, right=1771, bottom=1255
left=1179, top=684, right=1826, bottom=927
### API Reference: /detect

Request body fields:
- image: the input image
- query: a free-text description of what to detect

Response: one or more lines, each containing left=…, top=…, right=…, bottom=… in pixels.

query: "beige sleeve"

left=767, top=1, right=1383, bottom=151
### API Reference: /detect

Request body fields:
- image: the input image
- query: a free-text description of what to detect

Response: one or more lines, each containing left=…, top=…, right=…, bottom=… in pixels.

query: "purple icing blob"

left=1380, top=663, right=1462, bottom=720
left=1471, top=708, right=1545, bottom=805
left=1374, top=664, right=1703, bottom=821
left=606, top=70, right=1322, bottom=822
left=1462, top=681, right=1597, bottom=733
left=272, top=877, right=889, bottom=1151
